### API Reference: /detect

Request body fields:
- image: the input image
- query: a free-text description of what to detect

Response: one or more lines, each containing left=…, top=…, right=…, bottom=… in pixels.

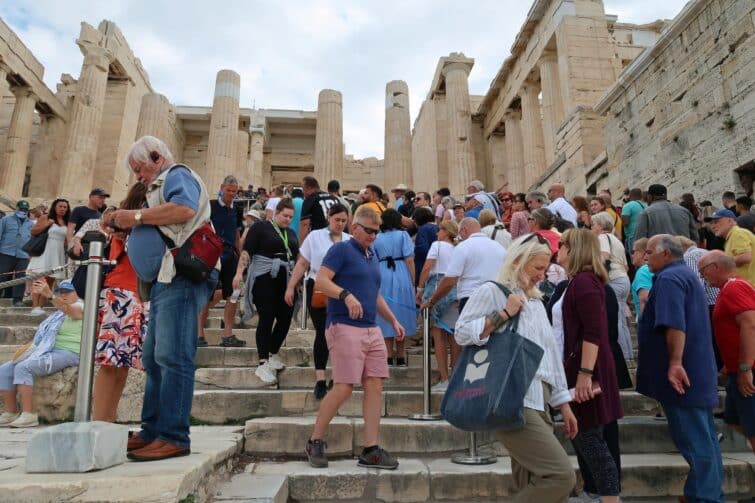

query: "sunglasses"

left=356, top=223, right=380, bottom=235
left=501, top=198, right=512, bottom=202
left=522, top=233, right=549, bottom=246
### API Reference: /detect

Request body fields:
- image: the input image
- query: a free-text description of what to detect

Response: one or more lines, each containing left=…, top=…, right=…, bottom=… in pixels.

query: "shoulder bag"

left=22, top=225, right=50, bottom=257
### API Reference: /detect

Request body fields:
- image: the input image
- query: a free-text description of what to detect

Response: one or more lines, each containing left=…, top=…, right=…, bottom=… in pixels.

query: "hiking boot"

left=314, top=380, right=329, bottom=400
left=197, top=337, right=208, bottom=347
left=0, top=412, right=20, bottom=427
left=220, top=335, right=246, bottom=347
left=267, top=354, right=285, bottom=370
left=357, top=446, right=399, bottom=470
left=9, top=412, right=38, bottom=428
left=306, top=439, right=328, bottom=468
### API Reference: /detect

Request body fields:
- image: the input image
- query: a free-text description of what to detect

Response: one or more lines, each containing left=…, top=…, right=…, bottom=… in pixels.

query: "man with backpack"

left=547, top=183, right=578, bottom=228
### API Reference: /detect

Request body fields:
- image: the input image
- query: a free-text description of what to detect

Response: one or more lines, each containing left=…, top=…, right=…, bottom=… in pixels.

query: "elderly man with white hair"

left=109, top=135, right=218, bottom=462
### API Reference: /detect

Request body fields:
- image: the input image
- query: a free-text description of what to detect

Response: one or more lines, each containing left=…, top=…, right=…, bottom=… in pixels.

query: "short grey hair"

left=354, top=206, right=381, bottom=226
left=526, top=191, right=548, bottom=205
left=592, top=211, right=615, bottom=232
left=441, top=195, right=455, bottom=209
left=222, top=175, right=239, bottom=186
left=654, top=234, right=684, bottom=258
left=712, top=253, right=737, bottom=271
left=125, top=135, right=174, bottom=168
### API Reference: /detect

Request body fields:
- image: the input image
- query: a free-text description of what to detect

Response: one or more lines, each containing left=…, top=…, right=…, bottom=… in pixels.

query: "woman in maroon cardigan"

left=556, top=229, right=623, bottom=502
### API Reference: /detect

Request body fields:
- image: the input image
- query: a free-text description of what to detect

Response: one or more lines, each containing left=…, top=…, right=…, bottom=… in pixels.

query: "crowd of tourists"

left=0, top=134, right=753, bottom=501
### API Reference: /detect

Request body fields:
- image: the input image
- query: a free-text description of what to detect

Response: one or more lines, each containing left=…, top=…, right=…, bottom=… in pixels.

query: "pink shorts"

left=325, top=323, right=389, bottom=384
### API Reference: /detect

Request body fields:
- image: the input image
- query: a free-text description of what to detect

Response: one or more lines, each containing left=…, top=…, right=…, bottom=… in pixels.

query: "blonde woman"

left=455, top=234, right=577, bottom=502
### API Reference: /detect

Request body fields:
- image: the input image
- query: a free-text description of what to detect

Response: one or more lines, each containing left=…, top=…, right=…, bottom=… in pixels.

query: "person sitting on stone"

left=0, top=279, right=83, bottom=428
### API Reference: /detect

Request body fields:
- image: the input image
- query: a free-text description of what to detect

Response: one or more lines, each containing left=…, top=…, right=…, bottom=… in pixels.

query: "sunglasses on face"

left=356, top=223, right=380, bottom=235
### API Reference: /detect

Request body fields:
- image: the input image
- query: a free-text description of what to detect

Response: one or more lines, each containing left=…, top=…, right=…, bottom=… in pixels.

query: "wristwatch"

left=338, top=289, right=351, bottom=301
left=134, top=210, right=143, bottom=225
left=739, top=363, right=752, bottom=373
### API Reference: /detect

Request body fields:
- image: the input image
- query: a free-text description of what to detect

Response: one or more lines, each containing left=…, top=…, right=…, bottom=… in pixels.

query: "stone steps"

left=243, top=416, right=750, bottom=458
left=247, top=453, right=755, bottom=502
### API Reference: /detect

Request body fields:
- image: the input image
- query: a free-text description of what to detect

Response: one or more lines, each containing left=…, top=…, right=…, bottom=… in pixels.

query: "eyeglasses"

left=699, top=262, right=716, bottom=273
left=356, top=223, right=380, bottom=235
left=522, top=233, right=549, bottom=246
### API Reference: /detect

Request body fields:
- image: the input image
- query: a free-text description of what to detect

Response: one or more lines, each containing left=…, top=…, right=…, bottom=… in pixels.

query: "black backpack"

left=553, top=211, right=575, bottom=233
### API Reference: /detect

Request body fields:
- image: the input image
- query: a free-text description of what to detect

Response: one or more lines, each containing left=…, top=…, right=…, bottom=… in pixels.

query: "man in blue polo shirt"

left=637, top=234, right=723, bottom=502
left=305, top=206, right=405, bottom=470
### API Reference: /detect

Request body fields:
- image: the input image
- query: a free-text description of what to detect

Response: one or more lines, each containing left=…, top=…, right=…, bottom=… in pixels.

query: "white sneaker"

left=267, top=354, right=286, bottom=371
left=255, top=362, right=277, bottom=384
left=29, top=307, right=46, bottom=316
left=9, top=412, right=38, bottom=428
left=432, top=380, right=449, bottom=392
left=0, top=412, right=20, bottom=426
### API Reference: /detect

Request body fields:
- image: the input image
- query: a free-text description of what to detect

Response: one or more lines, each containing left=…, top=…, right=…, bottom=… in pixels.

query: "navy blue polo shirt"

left=636, top=260, right=718, bottom=407
left=210, top=199, right=242, bottom=260
left=321, top=238, right=380, bottom=328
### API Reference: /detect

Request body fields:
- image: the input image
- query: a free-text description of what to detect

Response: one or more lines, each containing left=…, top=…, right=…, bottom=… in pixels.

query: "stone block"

left=427, top=457, right=513, bottom=500
left=245, top=417, right=352, bottom=457
left=376, top=459, right=430, bottom=503
left=256, top=460, right=369, bottom=501
left=25, top=421, right=127, bottom=472
left=215, top=473, right=288, bottom=503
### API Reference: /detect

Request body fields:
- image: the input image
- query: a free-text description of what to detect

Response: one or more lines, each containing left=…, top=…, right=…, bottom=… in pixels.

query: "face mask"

left=15, top=210, right=28, bottom=218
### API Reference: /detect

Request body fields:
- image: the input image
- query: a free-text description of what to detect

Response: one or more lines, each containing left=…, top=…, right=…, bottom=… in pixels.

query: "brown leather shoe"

left=127, top=440, right=190, bottom=462
left=127, top=433, right=149, bottom=452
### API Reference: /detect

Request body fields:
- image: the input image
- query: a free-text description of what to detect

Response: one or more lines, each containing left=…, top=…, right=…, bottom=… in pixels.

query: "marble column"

left=206, top=70, right=241, bottom=191
left=314, top=89, right=343, bottom=184
left=0, top=86, right=37, bottom=197
left=488, top=133, right=507, bottom=191
left=384, top=80, right=412, bottom=191
left=503, top=110, right=525, bottom=192
left=538, top=52, right=565, bottom=166
left=442, top=61, right=475, bottom=197
left=136, top=93, right=171, bottom=140
left=28, top=113, right=66, bottom=198
left=58, top=46, right=112, bottom=199
left=519, top=79, right=546, bottom=189
left=250, top=128, right=264, bottom=189
left=235, top=130, right=250, bottom=184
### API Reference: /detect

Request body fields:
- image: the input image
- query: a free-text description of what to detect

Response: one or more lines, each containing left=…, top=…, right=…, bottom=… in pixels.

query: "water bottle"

left=230, top=280, right=243, bottom=304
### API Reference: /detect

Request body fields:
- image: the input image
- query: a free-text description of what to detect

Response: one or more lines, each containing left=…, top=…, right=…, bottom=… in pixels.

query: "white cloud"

left=1, top=0, right=689, bottom=158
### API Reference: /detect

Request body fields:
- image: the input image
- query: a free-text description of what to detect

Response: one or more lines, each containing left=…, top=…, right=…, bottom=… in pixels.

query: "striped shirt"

left=454, top=282, right=571, bottom=410
left=683, top=246, right=719, bottom=306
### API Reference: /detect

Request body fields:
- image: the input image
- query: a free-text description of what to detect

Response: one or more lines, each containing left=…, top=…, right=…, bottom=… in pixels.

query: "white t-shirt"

left=547, top=197, right=578, bottom=228
left=265, top=197, right=281, bottom=213
left=599, top=232, right=628, bottom=281
left=299, top=228, right=351, bottom=280
left=426, top=240, right=455, bottom=276
left=445, top=232, right=506, bottom=299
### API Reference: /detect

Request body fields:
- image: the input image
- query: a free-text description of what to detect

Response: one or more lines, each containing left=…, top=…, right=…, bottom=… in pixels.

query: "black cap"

left=89, top=188, right=110, bottom=197
left=648, top=184, right=667, bottom=197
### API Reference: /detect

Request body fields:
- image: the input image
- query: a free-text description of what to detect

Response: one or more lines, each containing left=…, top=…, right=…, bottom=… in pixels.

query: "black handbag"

left=22, top=227, right=49, bottom=257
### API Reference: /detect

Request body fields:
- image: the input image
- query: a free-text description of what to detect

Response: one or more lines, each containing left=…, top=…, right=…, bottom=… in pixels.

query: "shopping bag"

left=441, top=283, right=544, bottom=432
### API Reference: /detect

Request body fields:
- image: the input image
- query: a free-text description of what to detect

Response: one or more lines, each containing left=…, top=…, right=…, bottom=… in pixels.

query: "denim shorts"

left=724, top=373, right=755, bottom=437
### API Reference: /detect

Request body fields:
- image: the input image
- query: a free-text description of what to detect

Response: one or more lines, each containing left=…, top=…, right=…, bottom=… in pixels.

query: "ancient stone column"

left=0, top=86, right=37, bottom=197
left=58, top=46, right=112, bottom=199
left=384, top=80, right=412, bottom=191
left=28, top=114, right=66, bottom=198
left=136, top=93, right=171, bottom=140
left=205, top=70, right=241, bottom=191
left=503, top=110, right=525, bottom=192
left=519, top=80, right=546, bottom=189
left=488, top=133, right=507, bottom=191
left=538, top=52, right=565, bottom=167
left=249, top=128, right=264, bottom=189
left=314, top=89, right=343, bottom=184
left=235, top=130, right=250, bottom=184
left=442, top=60, right=475, bottom=197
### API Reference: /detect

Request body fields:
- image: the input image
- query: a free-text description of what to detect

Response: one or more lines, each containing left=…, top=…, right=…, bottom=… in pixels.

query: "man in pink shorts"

left=306, top=206, right=405, bottom=469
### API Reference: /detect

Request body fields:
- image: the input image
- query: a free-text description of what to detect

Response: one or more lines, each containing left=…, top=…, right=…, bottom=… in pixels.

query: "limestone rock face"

left=32, top=367, right=77, bottom=422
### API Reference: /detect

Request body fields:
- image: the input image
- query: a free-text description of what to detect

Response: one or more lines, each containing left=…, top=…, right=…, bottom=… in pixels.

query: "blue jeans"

left=662, top=403, right=724, bottom=503
left=139, top=270, right=217, bottom=449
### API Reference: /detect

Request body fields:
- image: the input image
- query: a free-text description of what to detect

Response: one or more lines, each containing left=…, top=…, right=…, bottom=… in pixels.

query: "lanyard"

left=271, top=220, right=292, bottom=261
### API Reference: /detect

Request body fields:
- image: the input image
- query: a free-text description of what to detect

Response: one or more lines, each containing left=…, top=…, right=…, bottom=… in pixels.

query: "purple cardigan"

left=562, top=271, right=624, bottom=430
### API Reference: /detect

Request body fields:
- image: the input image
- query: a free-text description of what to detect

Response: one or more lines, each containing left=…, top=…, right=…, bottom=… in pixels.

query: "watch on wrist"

left=739, top=363, right=752, bottom=373
left=134, top=210, right=143, bottom=224
left=338, top=289, right=351, bottom=301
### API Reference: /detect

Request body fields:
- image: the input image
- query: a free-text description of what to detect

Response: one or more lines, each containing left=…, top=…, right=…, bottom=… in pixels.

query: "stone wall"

left=596, top=0, right=755, bottom=200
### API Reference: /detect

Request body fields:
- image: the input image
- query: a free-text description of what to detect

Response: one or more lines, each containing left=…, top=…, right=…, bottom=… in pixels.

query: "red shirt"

left=103, top=238, right=138, bottom=294
left=713, top=277, right=755, bottom=373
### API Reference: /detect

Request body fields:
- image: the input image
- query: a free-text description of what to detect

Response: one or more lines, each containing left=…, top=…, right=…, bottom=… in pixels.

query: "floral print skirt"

left=95, top=287, right=148, bottom=370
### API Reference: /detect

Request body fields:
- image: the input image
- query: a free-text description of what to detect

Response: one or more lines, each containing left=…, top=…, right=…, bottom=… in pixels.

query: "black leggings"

left=306, top=279, right=329, bottom=370
left=572, top=423, right=621, bottom=496
left=253, top=273, right=294, bottom=361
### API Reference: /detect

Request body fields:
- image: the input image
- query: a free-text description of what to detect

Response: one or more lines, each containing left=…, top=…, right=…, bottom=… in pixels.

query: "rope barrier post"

left=451, top=432, right=497, bottom=465
left=73, top=234, right=106, bottom=422
left=299, top=280, right=308, bottom=330
left=25, top=231, right=127, bottom=473
left=410, top=308, right=442, bottom=421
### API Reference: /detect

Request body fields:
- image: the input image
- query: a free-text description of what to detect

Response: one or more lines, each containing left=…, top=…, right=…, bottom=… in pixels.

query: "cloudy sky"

left=2, top=0, right=688, bottom=159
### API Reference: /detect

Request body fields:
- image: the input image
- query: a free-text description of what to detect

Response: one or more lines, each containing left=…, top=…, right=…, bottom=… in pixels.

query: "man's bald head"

left=458, top=217, right=481, bottom=240
left=548, top=183, right=565, bottom=200
left=699, top=249, right=737, bottom=288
